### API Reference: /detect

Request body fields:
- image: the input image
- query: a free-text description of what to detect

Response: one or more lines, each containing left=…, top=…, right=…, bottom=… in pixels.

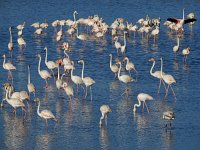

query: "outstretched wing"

left=184, top=18, right=197, bottom=24
left=167, top=18, right=180, bottom=24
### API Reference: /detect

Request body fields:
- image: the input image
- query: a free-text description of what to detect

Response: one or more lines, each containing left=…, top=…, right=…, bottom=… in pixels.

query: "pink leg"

left=164, top=85, right=170, bottom=99
left=157, top=79, right=162, bottom=94
left=170, top=85, right=177, bottom=100
left=84, top=86, right=88, bottom=99
left=90, top=86, right=93, bottom=101
left=144, top=101, right=150, bottom=113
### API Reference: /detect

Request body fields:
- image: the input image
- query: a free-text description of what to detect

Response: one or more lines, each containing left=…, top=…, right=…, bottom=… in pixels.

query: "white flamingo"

left=56, top=64, right=63, bottom=90
left=77, top=25, right=87, bottom=41
left=17, top=37, right=26, bottom=47
left=99, top=105, right=112, bottom=128
left=62, top=82, right=74, bottom=100
left=27, top=65, right=36, bottom=97
left=182, top=47, right=191, bottom=63
left=44, top=47, right=57, bottom=76
left=36, top=54, right=51, bottom=88
left=123, top=57, right=137, bottom=76
left=160, top=58, right=176, bottom=99
left=3, top=89, right=26, bottom=116
left=151, top=26, right=159, bottom=43
left=2, top=54, right=16, bottom=81
left=34, top=98, right=57, bottom=126
left=120, top=31, right=127, bottom=55
left=78, top=60, right=95, bottom=101
left=71, top=63, right=84, bottom=93
left=149, top=58, right=166, bottom=93
left=114, top=36, right=121, bottom=54
left=173, top=36, right=180, bottom=56
left=133, top=93, right=153, bottom=113
left=109, top=54, right=119, bottom=78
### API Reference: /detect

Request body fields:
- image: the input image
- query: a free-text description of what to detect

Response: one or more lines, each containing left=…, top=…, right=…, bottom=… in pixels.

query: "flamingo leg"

left=90, top=86, right=93, bottom=101
left=142, top=102, right=144, bottom=112
left=144, top=101, right=150, bottom=113
left=164, top=85, right=170, bottom=99
left=84, top=86, right=88, bottom=99
left=45, top=119, right=48, bottom=127
left=105, top=114, right=108, bottom=126
left=157, top=79, right=162, bottom=94
left=170, top=85, right=177, bottom=100
left=45, top=79, right=48, bottom=88
left=161, top=79, right=167, bottom=90
left=81, top=85, right=85, bottom=93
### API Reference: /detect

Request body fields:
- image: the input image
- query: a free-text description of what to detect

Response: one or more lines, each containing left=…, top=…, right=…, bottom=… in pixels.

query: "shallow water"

left=0, top=0, right=200, bottom=150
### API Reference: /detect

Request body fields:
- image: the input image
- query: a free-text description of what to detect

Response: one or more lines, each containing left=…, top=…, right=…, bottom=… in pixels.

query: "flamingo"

left=163, top=111, right=175, bottom=128
left=17, top=22, right=25, bottom=30
left=27, top=65, right=36, bottom=97
left=36, top=54, right=51, bottom=88
left=71, top=63, right=84, bottom=93
left=44, top=47, right=58, bottom=77
left=109, top=54, right=119, bottom=78
left=123, top=57, right=137, bottom=76
left=2, top=54, right=16, bottom=81
left=182, top=47, right=191, bottom=63
left=17, top=37, right=26, bottom=47
left=76, top=25, right=87, bottom=41
left=173, top=36, right=180, bottom=56
left=151, top=26, right=159, bottom=43
left=149, top=58, right=166, bottom=93
left=31, top=22, right=40, bottom=28
left=120, top=31, right=127, bottom=55
left=3, top=89, right=26, bottom=116
left=56, top=64, right=63, bottom=90
left=78, top=60, right=95, bottom=101
left=167, top=8, right=197, bottom=30
left=133, top=93, right=153, bottom=113
left=160, top=58, right=176, bottom=99
left=116, top=61, right=135, bottom=84
left=62, top=82, right=74, bottom=100
left=99, top=105, right=112, bottom=128
left=8, top=27, right=14, bottom=53
left=34, top=98, right=57, bottom=126
left=114, top=36, right=121, bottom=54
left=34, top=28, right=43, bottom=35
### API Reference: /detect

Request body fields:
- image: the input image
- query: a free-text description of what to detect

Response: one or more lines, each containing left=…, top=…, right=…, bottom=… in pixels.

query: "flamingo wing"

left=167, top=18, right=180, bottom=24
left=184, top=18, right=197, bottom=24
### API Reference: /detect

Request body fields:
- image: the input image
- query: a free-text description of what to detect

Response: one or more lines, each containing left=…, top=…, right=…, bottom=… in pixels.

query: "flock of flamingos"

left=1, top=8, right=197, bottom=128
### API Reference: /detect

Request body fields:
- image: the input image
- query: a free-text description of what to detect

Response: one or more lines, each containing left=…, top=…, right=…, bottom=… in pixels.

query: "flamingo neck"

left=28, top=66, right=31, bottom=84
left=73, top=12, right=76, bottom=22
left=57, top=65, right=60, bottom=79
left=183, top=8, right=185, bottom=21
left=150, top=61, right=155, bottom=76
left=133, top=100, right=141, bottom=112
left=160, top=58, right=164, bottom=78
left=81, top=62, right=84, bottom=79
left=109, top=55, right=112, bottom=68
left=76, top=26, right=79, bottom=37
left=45, top=49, right=48, bottom=63
left=118, top=63, right=121, bottom=79
left=3, top=56, right=6, bottom=68
left=38, top=57, right=41, bottom=75
left=124, top=32, right=126, bottom=46
left=9, top=28, right=12, bottom=43
left=177, top=38, right=179, bottom=47
left=37, top=101, right=41, bottom=117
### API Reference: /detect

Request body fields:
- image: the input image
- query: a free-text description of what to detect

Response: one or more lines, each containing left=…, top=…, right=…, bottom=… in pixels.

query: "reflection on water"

left=36, top=133, right=52, bottom=150
left=99, top=128, right=109, bottom=150
left=3, top=112, right=27, bottom=150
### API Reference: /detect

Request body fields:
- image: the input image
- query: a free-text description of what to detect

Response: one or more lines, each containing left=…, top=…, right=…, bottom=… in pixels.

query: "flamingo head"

left=34, top=98, right=40, bottom=103
left=35, top=54, right=41, bottom=58
left=148, top=57, right=155, bottom=62
left=2, top=54, right=6, bottom=58
left=44, top=47, right=48, bottom=51
left=78, top=60, right=84, bottom=64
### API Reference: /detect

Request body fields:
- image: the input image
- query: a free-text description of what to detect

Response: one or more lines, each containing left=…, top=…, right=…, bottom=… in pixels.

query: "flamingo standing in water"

left=2, top=54, right=16, bottom=82
left=34, top=98, right=58, bottom=127
left=163, top=111, right=175, bottom=128
left=36, top=54, right=51, bottom=88
left=167, top=8, right=197, bottom=31
left=160, top=58, right=176, bottom=99
left=78, top=60, right=95, bottom=101
left=109, top=54, right=119, bottom=79
left=149, top=58, right=166, bottom=94
left=182, top=47, right=191, bottom=63
left=99, top=105, right=112, bottom=128
left=173, top=36, right=180, bottom=57
left=123, top=57, right=137, bottom=76
left=133, top=93, right=153, bottom=113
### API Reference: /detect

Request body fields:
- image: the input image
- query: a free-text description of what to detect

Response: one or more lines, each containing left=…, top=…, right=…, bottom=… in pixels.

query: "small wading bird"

left=163, top=111, right=175, bottom=128
left=34, top=98, right=58, bottom=127
left=99, top=105, right=112, bottom=128
left=133, top=93, right=153, bottom=113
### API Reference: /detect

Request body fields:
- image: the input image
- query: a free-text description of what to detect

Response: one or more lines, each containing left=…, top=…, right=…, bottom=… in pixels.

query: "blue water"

left=0, top=0, right=200, bottom=150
